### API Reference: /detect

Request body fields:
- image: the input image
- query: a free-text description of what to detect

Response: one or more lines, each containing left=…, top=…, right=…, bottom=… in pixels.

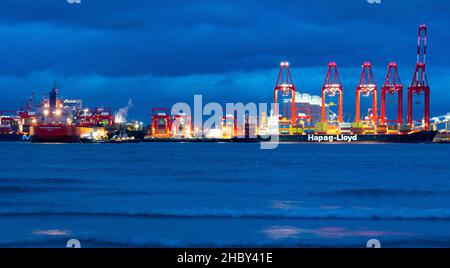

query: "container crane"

left=274, top=62, right=296, bottom=124
left=407, top=24, right=430, bottom=130
left=355, top=62, right=377, bottom=125
left=322, top=62, right=343, bottom=123
left=172, top=113, right=193, bottom=138
left=151, top=107, right=172, bottom=138
left=380, top=63, right=403, bottom=126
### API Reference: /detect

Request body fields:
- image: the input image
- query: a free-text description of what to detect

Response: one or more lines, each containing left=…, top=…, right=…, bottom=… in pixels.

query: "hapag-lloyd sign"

left=308, top=134, right=358, bottom=143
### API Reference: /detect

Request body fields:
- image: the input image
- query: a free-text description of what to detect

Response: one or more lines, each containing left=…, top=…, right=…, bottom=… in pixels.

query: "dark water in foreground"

left=0, top=142, right=449, bottom=248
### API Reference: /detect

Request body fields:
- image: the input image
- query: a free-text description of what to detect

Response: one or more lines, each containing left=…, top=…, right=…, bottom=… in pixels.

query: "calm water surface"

left=0, top=142, right=449, bottom=248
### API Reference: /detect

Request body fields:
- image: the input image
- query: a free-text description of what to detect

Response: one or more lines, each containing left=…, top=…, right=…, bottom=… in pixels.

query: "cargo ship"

left=229, top=113, right=439, bottom=144
left=142, top=131, right=437, bottom=144
left=30, top=85, right=81, bottom=143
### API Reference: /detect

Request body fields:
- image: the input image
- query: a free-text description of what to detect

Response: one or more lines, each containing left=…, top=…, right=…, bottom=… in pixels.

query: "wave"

left=317, top=188, right=450, bottom=197
left=0, top=177, right=94, bottom=185
left=0, top=186, right=199, bottom=196
left=3, top=207, right=450, bottom=220
left=0, top=185, right=91, bottom=194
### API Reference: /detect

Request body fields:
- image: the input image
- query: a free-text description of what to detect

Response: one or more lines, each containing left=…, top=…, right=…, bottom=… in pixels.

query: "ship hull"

left=233, top=131, right=438, bottom=144
left=30, top=125, right=80, bottom=143
left=3, top=129, right=439, bottom=144
left=141, top=131, right=438, bottom=143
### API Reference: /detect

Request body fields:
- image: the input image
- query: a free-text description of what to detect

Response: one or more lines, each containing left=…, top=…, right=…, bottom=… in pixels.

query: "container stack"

left=339, top=123, right=352, bottom=134
left=351, top=122, right=365, bottom=134
left=315, top=122, right=328, bottom=134
left=399, top=125, right=412, bottom=135
left=376, top=125, right=388, bottom=134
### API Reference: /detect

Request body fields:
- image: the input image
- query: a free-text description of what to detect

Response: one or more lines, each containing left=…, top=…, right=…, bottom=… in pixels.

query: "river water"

left=0, top=142, right=449, bottom=248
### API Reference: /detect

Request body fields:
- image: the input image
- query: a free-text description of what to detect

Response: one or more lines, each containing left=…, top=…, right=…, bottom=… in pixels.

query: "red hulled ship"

left=30, top=84, right=80, bottom=143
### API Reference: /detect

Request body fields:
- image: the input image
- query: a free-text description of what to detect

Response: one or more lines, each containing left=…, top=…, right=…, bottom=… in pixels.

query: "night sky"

left=1, top=0, right=449, bottom=121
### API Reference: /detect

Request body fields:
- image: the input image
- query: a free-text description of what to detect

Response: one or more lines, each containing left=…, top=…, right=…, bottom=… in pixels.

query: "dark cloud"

left=1, top=0, right=449, bottom=77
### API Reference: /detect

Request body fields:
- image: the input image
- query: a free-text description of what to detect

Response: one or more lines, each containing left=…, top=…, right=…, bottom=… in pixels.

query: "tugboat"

left=30, top=84, right=80, bottom=143
left=81, top=128, right=139, bottom=144
left=80, top=129, right=109, bottom=143
left=109, top=128, right=140, bottom=143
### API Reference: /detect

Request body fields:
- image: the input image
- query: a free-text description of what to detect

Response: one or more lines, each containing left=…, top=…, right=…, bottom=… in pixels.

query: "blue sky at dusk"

left=1, top=0, right=449, bottom=121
